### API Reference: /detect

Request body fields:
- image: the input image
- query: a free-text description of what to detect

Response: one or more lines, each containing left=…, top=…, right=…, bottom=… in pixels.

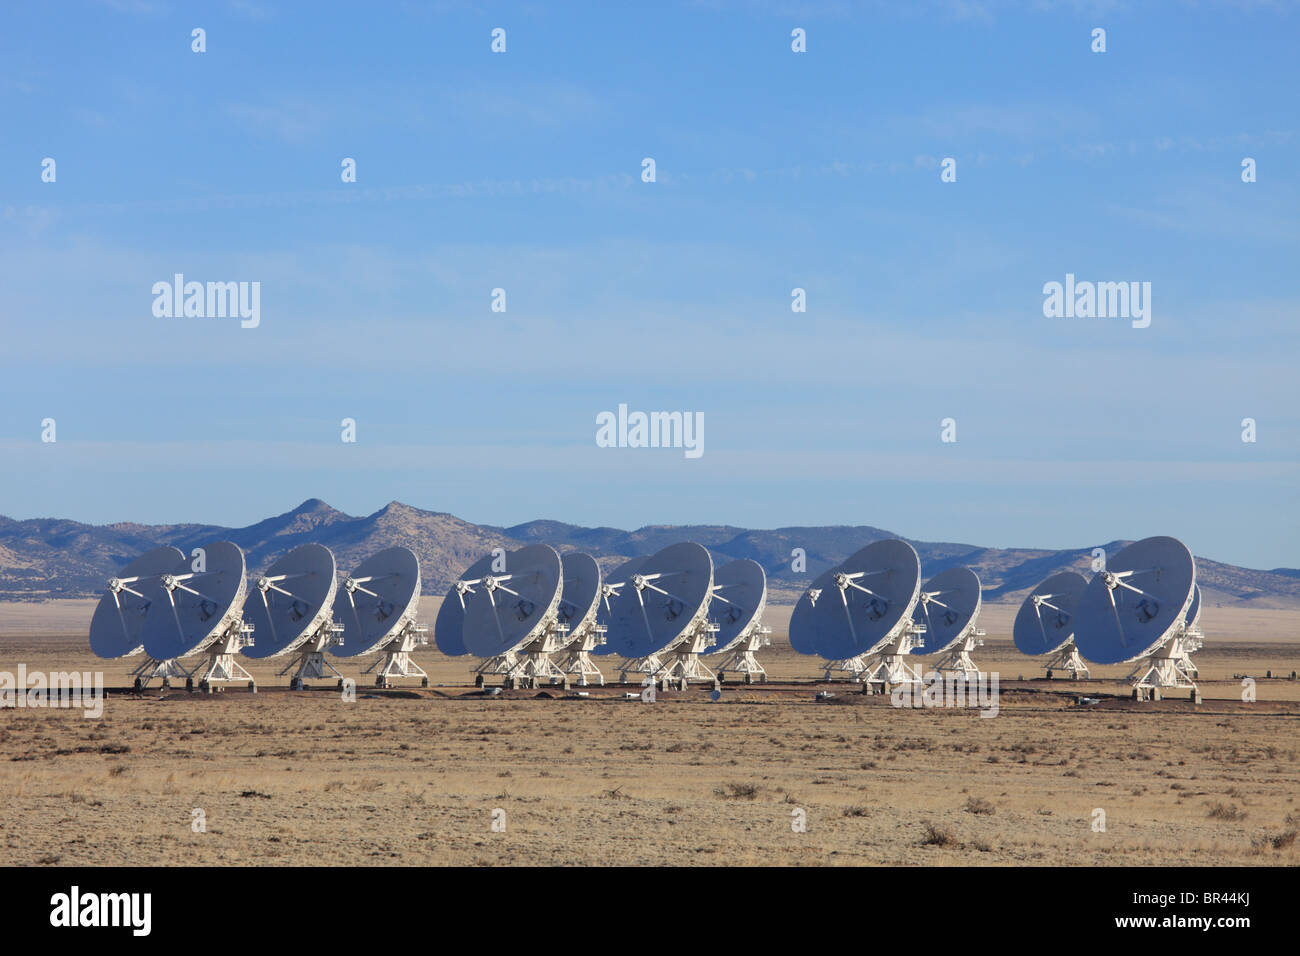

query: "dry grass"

left=2, top=612, right=1300, bottom=866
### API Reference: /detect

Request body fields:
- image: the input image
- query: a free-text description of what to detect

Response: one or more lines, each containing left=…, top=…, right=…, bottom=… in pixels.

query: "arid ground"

left=2, top=600, right=1298, bottom=866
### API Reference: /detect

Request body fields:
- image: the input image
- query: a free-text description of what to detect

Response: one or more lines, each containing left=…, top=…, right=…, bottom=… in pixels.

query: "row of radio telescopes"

left=88, top=535, right=1205, bottom=695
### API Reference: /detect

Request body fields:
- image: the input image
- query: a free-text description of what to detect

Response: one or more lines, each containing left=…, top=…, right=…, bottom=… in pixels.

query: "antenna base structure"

left=501, top=622, right=571, bottom=689
left=1128, top=627, right=1203, bottom=698
left=474, top=651, right=518, bottom=682
left=555, top=624, right=607, bottom=686
left=362, top=622, right=429, bottom=686
left=932, top=628, right=985, bottom=679
left=277, top=621, right=346, bottom=684
left=618, top=653, right=666, bottom=684
left=822, top=655, right=869, bottom=681
left=863, top=625, right=925, bottom=691
left=194, top=621, right=256, bottom=689
left=716, top=626, right=771, bottom=684
left=654, top=620, right=719, bottom=690
left=1044, top=640, right=1090, bottom=680
left=864, top=652, right=923, bottom=691
left=130, top=655, right=193, bottom=690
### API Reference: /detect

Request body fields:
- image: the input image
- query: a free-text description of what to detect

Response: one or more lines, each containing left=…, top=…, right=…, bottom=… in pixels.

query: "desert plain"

left=1, top=599, right=1298, bottom=866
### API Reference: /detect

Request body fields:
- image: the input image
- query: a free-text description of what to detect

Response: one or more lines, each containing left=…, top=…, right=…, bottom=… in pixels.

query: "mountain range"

left=2, top=498, right=1298, bottom=608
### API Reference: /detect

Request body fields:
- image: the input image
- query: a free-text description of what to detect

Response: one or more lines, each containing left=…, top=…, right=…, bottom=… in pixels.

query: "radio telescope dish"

left=912, top=566, right=982, bottom=654
left=332, top=547, right=421, bottom=657
left=811, top=540, right=921, bottom=660
left=788, top=569, right=836, bottom=656
left=141, top=541, right=248, bottom=662
left=1185, top=584, right=1202, bottom=631
left=1013, top=571, right=1087, bottom=656
left=604, top=542, right=720, bottom=687
left=605, top=542, right=713, bottom=660
left=333, top=547, right=428, bottom=686
left=1075, top=536, right=1195, bottom=666
left=557, top=552, right=602, bottom=643
left=435, top=553, right=496, bottom=657
left=704, top=559, right=767, bottom=655
left=705, top=558, right=772, bottom=683
left=553, top=552, right=607, bottom=685
left=591, top=555, right=650, bottom=657
left=89, top=547, right=186, bottom=659
left=242, top=544, right=339, bottom=660
left=1013, top=570, right=1090, bottom=679
left=462, top=544, right=564, bottom=658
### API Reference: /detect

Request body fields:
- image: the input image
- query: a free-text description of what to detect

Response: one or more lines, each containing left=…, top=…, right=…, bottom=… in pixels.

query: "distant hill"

left=2, top=499, right=1298, bottom=609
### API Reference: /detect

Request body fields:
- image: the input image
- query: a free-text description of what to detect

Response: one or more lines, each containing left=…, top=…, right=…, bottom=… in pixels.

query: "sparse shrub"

left=1207, top=802, right=1246, bottom=821
left=1251, top=829, right=1298, bottom=852
left=964, top=796, right=995, bottom=816
left=921, top=821, right=956, bottom=846
left=715, top=782, right=759, bottom=800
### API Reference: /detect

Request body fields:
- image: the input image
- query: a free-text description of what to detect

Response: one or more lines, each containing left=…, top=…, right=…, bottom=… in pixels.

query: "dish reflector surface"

left=462, top=544, right=563, bottom=657
left=242, top=544, right=338, bottom=659
left=330, top=547, right=421, bottom=658
left=89, top=547, right=187, bottom=659
left=704, top=559, right=766, bottom=655
left=1185, top=584, right=1202, bottom=631
left=912, top=566, right=982, bottom=655
left=811, top=539, right=921, bottom=659
left=557, top=552, right=601, bottom=642
left=592, top=555, right=650, bottom=656
left=605, top=542, right=713, bottom=658
left=1075, top=536, right=1196, bottom=665
left=788, top=569, right=836, bottom=656
left=141, top=541, right=247, bottom=660
left=434, top=553, right=496, bottom=657
left=1012, top=570, right=1088, bottom=656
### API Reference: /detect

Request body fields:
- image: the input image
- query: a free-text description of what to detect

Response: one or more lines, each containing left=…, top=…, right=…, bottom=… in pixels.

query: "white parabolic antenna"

left=811, top=539, right=921, bottom=660
left=556, top=551, right=602, bottom=642
left=553, top=552, right=607, bottom=686
left=242, top=543, right=339, bottom=660
left=788, top=568, right=836, bottom=656
left=333, top=547, right=422, bottom=655
left=1013, top=571, right=1088, bottom=656
left=141, top=541, right=248, bottom=662
left=704, top=558, right=772, bottom=682
left=912, top=567, right=982, bottom=655
left=434, top=552, right=496, bottom=658
left=462, top=544, right=564, bottom=658
left=1185, top=584, right=1202, bottom=631
left=606, top=543, right=713, bottom=658
left=89, top=546, right=186, bottom=659
left=1075, top=536, right=1195, bottom=666
left=705, top=559, right=767, bottom=655
left=591, top=555, right=650, bottom=657
left=332, top=546, right=427, bottom=685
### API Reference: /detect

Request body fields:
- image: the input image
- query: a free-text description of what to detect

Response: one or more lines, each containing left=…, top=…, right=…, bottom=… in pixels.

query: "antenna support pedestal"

left=933, top=629, right=985, bottom=678
left=865, top=653, right=922, bottom=691
left=196, top=622, right=255, bottom=688
left=1044, top=641, right=1090, bottom=680
left=635, top=621, right=718, bottom=689
left=475, top=651, right=519, bottom=685
left=500, top=623, right=570, bottom=688
left=555, top=624, right=607, bottom=686
left=131, top=656, right=193, bottom=689
left=823, top=655, right=869, bottom=681
left=363, top=622, right=429, bottom=686
left=279, top=621, right=346, bottom=685
left=1129, top=628, right=1202, bottom=698
left=715, top=626, right=771, bottom=683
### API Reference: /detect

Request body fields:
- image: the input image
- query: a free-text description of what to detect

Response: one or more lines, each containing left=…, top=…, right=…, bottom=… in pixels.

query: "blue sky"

left=1, top=0, right=1297, bottom=569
